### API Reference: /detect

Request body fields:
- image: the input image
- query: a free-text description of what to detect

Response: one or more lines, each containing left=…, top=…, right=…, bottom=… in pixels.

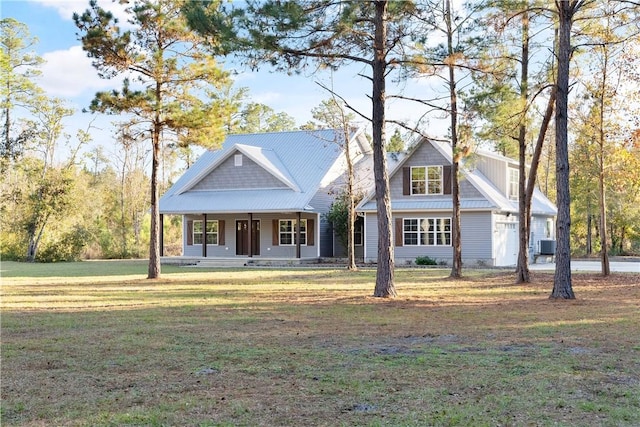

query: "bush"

left=37, top=226, right=90, bottom=262
left=415, top=255, right=437, bottom=266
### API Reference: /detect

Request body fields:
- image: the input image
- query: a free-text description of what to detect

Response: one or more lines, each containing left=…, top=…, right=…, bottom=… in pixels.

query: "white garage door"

left=495, top=222, right=518, bottom=266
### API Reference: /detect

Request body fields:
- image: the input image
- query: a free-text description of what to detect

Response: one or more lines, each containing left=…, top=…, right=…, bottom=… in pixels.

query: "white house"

left=159, top=128, right=373, bottom=263
left=357, top=138, right=557, bottom=267
left=160, top=130, right=556, bottom=267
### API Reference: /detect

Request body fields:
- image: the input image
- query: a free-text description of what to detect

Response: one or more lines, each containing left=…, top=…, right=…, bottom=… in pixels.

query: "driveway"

left=529, top=259, right=640, bottom=273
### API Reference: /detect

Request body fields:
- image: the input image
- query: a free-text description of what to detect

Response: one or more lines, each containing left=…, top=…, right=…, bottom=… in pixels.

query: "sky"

left=2, top=0, right=447, bottom=156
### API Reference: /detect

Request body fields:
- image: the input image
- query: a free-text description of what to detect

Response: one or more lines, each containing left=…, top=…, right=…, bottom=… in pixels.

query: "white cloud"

left=31, top=0, right=130, bottom=25
left=40, top=45, right=122, bottom=98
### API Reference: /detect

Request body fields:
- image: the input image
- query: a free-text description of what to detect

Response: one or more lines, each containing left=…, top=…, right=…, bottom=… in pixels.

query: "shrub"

left=415, top=255, right=437, bottom=266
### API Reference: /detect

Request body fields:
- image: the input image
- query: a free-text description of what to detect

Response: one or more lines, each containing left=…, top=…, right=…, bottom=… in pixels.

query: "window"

left=354, top=217, right=364, bottom=246
left=403, top=218, right=451, bottom=246
left=545, top=218, right=554, bottom=239
left=508, top=167, right=519, bottom=201
left=193, top=220, right=218, bottom=245
left=234, top=154, right=243, bottom=166
left=279, top=219, right=306, bottom=245
left=411, top=166, right=443, bottom=195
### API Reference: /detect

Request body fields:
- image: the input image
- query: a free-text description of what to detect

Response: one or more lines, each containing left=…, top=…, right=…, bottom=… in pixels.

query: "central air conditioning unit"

left=539, top=239, right=556, bottom=255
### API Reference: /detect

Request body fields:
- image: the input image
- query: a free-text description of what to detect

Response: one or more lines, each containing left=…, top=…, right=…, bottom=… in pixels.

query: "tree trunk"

left=519, top=85, right=556, bottom=281
left=372, top=0, right=396, bottom=298
left=446, top=0, right=462, bottom=279
left=341, top=107, right=357, bottom=271
left=516, top=10, right=530, bottom=283
left=551, top=1, right=575, bottom=299
left=148, top=114, right=162, bottom=279
left=586, top=204, right=592, bottom=255
left=598, top=167, right=610, bottom=275
left=597, top=46, right=610, bottom=276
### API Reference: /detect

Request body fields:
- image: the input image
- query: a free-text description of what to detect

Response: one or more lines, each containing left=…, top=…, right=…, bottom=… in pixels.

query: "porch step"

left=196, top=258, right=248, bottom=268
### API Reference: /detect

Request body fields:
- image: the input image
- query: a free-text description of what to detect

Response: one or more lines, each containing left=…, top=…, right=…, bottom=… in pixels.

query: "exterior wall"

left=492, top=213, right=519, bottom=266
left=182, top=213, right=320, bottom=258
left=313, top=149, right=374, bottom=258
left=308, top=184, right=337, bottom=258
left=530, top=214, right=554, bottom=254
left=363, top=211, right=494, bottom=266
left=475, top=156, right=507, bottom=195
left=389, top=142, right=484, bottom=200
left=191, top=150, right=287, bottom=190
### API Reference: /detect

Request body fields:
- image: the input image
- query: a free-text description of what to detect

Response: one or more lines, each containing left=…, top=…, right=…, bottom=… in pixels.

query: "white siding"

left=476, top=156, right=507, bottom=195
left=531, top=214, right=554, bottom=254
left=364, top=211, right=494, bottom=266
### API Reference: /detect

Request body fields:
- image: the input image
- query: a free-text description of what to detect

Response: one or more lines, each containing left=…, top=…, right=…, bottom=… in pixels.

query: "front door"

left=251, top=220, right=260, bottom=256
left=236, top=220, right=260, bottom=256
left=236, top=220, right=249, bottom=255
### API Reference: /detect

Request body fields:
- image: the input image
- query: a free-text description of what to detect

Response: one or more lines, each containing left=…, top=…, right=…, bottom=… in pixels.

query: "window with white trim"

left=545, top=218, right=554, bottom=239
left=411, top=166, right=443, bottom=195
left=403, top=218, right=451, bottom=246
left=508, top=167, right=519, bottom=201
left=354, top=217, right=364, bottom=246
left=279, top=219, right=306, bottom=245
left=193, top=220, right=218, bottom=245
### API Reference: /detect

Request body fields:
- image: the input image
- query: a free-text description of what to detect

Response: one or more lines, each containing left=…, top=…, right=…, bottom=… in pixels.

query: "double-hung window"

left=193, top=220, right=218, bottom=245
left=403, top=218, right=451, bottom=246
left=354, top=217, right=364, bottom=246
left=411, top=166, right=443, bottom=195
left=279, top=219, right=306, bottom=245
left=508, top=167, right=519, bottom=201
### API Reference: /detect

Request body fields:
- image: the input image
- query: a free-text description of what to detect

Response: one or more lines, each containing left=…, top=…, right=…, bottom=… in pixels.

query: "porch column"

left=296, top=212, right=301, bottom=259
left=248, top=213, right=253, bottom=257
left=160, top=214, right=164, bottom=256
left=202, top=214, right=207, bottom=257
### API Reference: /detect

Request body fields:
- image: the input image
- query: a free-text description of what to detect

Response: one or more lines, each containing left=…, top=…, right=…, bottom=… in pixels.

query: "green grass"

left=1, top=261, right=639, bottom=426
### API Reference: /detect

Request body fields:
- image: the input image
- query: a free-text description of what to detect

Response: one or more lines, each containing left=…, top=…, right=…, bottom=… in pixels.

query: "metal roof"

left=160, top=129, right=365, bottom=215
left=357, top=138, right=557, bottom=217
left=359, top=198, right=496, bottom=212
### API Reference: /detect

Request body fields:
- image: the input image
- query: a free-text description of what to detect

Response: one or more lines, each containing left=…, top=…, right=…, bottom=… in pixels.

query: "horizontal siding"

left=182, top=213, right=320, bottom=258
left=364, top=211, right=494, bottom=266
left=531, top=214, right=553, bottom=254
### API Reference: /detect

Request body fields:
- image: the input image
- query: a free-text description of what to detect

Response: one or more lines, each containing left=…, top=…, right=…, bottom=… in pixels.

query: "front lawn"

left=1, top=262, right=639, bottom=426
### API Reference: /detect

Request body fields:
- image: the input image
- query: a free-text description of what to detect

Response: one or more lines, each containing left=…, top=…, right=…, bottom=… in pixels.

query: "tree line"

left=2, top=0, right=639, bottom=299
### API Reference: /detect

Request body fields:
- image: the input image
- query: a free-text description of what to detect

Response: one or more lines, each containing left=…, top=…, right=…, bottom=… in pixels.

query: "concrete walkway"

left=529, top=260, right=640, bottom=273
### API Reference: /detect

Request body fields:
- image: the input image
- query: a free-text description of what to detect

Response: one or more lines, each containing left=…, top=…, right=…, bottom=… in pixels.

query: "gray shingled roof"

left=160, top=129, right=357, bottom=215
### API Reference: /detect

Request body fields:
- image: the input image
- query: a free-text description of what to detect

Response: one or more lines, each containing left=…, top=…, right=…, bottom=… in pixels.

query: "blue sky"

left=2, top=0, right=446, bottom=152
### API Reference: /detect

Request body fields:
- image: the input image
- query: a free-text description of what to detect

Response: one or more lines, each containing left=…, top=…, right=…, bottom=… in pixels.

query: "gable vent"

left=234, top=154, right=243, bottom=166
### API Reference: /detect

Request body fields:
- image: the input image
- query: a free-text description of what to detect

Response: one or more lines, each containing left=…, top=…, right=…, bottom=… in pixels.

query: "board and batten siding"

left=475, top=156, right=507, bottom=195
left=364, top=211, right=494, bottom=265
left=191, top=150, right=287, bottom=191
left=182, top=213, right=319, bottom=258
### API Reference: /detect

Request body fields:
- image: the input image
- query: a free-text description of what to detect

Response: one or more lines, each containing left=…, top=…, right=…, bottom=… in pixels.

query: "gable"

left=160, top=128, right=374, bottom=215
left=191, top=150, right=288, bottom=191
left=388, top=140, right=483, bottom=200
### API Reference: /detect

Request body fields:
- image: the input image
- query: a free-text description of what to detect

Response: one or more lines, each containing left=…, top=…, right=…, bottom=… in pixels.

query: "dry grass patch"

left=1, top=264, right=639, bottom=426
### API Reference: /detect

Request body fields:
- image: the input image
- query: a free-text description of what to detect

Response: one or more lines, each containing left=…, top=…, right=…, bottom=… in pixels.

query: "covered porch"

left=159, top=211, right=323, bottom=261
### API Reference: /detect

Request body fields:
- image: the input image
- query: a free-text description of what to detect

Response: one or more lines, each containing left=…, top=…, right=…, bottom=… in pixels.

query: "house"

left=159, top=128, right=373, bottom=264
left=356, top=138, right=557, bottom=267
